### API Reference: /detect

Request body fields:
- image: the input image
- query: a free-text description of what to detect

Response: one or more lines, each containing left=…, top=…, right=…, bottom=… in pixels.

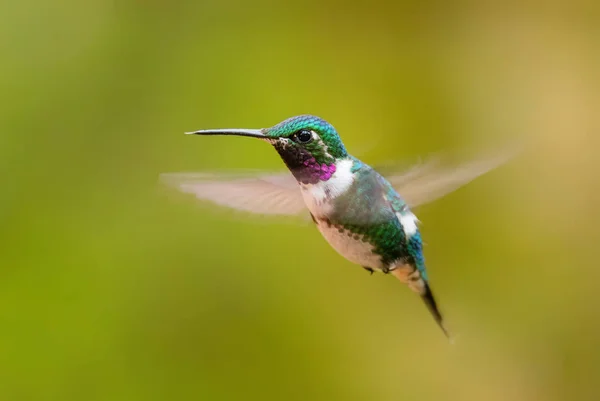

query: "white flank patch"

left=398, top=211, right=419, bottom=237
left=301, top=158, right=355, bottom=215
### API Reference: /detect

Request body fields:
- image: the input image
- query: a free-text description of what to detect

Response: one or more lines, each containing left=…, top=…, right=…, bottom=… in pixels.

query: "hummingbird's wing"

left=379, top=145, right=519, bottom=208
left=159, top=171, right=306, bottom=216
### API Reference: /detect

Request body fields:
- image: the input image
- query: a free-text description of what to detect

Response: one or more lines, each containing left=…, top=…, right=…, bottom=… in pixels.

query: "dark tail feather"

left=421, top=282, right=451, bottom=339
left=389, top=266, right=453, bottom=341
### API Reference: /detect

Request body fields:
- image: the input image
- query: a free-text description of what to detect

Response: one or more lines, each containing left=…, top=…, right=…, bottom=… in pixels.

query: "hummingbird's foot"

left=381, top=265, right=399, bottom=275
left=362, top=267, right=375, bottom=275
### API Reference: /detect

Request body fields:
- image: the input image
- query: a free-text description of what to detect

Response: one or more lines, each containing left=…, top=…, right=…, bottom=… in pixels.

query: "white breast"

left=300, top=158, right=355, bottom=217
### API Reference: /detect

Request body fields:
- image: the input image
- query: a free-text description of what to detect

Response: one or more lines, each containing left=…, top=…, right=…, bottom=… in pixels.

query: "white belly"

left=315, top=221, right=383, bottom=269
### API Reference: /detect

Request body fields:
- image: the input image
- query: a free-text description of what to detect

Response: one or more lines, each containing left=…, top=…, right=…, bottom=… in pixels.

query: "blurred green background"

left=1, top=1, right=599, bottom=400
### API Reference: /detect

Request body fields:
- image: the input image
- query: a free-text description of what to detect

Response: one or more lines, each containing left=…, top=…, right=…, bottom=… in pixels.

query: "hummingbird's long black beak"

left=185, top=128, right=267, bottom=139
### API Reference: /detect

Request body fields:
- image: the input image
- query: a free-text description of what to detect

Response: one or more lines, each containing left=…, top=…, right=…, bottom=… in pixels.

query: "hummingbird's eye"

left=295, top=130, right=313, bottom=144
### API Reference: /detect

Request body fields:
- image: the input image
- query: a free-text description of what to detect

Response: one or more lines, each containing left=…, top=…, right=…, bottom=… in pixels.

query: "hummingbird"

left=161, top=115, right=515, bottom=338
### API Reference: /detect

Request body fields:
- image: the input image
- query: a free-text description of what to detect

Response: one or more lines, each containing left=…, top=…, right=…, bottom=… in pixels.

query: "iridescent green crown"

left=266, top=115, right=348, bottom=158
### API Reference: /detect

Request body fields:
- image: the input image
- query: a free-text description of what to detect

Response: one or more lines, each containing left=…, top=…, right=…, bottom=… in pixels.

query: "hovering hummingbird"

left=161, top=115, right=515, bottom=338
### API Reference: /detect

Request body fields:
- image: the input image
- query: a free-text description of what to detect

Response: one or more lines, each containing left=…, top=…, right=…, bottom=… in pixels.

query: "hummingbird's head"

left=264, top=115, right=348, bottom=183
left=187, top=115, right=349, bottom=184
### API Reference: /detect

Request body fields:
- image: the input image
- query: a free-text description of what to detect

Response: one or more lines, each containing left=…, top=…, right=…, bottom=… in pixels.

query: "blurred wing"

left=380, top=145, right=519, bottom=208
left=160, top=171, right=306, bottom=215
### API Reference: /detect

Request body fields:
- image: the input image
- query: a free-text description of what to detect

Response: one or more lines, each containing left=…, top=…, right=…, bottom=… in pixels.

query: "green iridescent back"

left=329, top=158, right=428, bottom=279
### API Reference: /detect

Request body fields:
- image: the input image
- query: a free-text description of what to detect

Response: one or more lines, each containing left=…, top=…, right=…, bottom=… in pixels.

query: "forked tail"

left=391, top=266, right=452, bottom=340
left=421, top=282, right=451, bottom=339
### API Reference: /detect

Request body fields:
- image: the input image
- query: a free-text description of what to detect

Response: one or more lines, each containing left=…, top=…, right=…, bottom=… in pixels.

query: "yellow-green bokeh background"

left=2, top=2, right=599, bottom=400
